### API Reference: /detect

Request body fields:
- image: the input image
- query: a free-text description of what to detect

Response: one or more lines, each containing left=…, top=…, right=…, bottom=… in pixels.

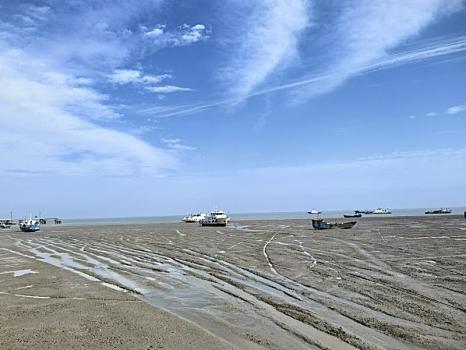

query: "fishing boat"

left=19, top=216, right=40, bottom=232
left=425, top=208, right=452, bottom=214
left=343, top=213, right=362, bottom=218
left=200, top=210, right=230, bottom=227
left=182, top=213, right=206, bottom=223
left=311, top=219, right=356, bottom=230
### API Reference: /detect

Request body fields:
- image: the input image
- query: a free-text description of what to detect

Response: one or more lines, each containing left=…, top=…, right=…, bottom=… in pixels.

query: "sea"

left=62, top=207, right=466, bottom=226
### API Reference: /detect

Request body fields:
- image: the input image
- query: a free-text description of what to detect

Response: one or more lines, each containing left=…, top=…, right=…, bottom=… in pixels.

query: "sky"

left=1, top=0, right=466, bottom=219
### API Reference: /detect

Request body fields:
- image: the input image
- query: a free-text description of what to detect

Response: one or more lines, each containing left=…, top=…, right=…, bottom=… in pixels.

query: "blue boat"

left=19, top=216, right=40, bottom=232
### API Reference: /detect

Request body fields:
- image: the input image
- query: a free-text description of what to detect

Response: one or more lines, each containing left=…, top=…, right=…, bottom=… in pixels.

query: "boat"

left=355, top=210, right=373, bottom=214
left=19, top=216, right=40, bottom=232
left=307, top=209, right=321, bottom=215
left=372, top=208, right=392, bottom=214
left=312, top=219, right=356, bottom=230
left=344, top=213, right=362, bottom=218
left=425, top=208, right=452, bottom=214
left=182, top=213, right=206, bottom=223
left=200, top=210, right=230, bottom=227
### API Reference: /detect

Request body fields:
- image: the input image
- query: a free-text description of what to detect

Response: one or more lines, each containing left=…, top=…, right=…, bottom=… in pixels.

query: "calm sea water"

left=62, top=207, right=466, bottom=226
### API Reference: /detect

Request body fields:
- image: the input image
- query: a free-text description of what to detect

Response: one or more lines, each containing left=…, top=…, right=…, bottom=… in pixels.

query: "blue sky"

left=1, top=0, right=466, bottom=218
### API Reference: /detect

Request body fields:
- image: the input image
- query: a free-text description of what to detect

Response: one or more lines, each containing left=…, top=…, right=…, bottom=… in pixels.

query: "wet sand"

left=0, top=215, right=465, bottom=349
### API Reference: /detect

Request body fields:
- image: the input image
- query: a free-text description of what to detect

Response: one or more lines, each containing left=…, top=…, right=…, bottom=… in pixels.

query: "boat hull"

left=201, top=222, right=227, bottom=227
left=19, top=225, right=40, bottom=232
left=344, top=214, right=362, bottom=218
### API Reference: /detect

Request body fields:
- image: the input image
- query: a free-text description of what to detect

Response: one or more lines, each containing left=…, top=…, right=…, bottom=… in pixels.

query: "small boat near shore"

left=312, top=219, right=356, bottom=230
left=425, top=208, right=451, bottom=214
left=201, top=210, right=230, bottom=227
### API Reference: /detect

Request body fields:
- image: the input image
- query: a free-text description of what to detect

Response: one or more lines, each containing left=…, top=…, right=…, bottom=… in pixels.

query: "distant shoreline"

left=59, top=207, right=466, bottom=226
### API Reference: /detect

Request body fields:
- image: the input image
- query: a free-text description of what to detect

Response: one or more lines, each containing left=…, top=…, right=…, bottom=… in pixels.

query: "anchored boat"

left=200, top=210, right=230, bottom=227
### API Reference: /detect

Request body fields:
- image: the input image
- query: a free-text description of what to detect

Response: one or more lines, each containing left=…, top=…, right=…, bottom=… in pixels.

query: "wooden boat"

left=335, top=221, right=357, bottom=229
left=312, top=219, right=356, bottom=230
left=343, top=213, right=362, bottom=218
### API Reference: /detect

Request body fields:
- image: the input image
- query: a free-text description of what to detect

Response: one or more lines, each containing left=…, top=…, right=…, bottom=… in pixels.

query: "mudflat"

left=0, top=215, right=465, bottom=349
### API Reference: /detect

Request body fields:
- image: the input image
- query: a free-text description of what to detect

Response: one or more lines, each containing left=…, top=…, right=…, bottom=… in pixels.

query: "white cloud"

left=446, top=104, right=466, bottom=114
left=220, top=0, right=309, bottom=101
left=0, top=45, right=176, bottom=176
left=162, top=138, right=196, bottom=151
left=109, top=69, right=171, bottom=85
left=146, top=85, right=193, bottom=93
left=143, top=23, right=209, bottom=47
left=408, top=115, right=416, bottom=120
left=426, top=111, right=438, bottom=117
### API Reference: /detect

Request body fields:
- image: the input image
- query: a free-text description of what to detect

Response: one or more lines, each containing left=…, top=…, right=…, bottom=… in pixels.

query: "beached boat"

left=425, top=208, right=452, bottom=214
left=201, top=210, right=230, bottom=227
left=311, top=219, right=357, bottom=230
left=344, top=213, right=362, bottom=218
left=182, top=213, right=206, bottom=223
left=19, top=216, right=40, bottom=232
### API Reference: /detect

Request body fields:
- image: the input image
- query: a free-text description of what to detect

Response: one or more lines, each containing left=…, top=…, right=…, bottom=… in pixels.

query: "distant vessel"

left=308, top=209, right=321, bottom=215
left=201, top=210, right=230, bottom=227
left=372, top=208, right=392, bottom=214
left=355, top=210, right=374, bottom=214
left=182, top=213, right=206, bottom=223
left=312, top=219, right=356, bottom=230
left=19, top=216, right=40, bottom=232
left=425, top=208, right=452, bottom=214
left=344, top=213, right=362, bottom=218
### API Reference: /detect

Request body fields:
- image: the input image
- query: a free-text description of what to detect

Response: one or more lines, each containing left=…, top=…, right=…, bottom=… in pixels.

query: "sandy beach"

left=1, top=215, right=465, bottom=349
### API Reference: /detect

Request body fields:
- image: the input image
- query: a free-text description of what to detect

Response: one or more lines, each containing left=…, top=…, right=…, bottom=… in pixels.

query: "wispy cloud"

left=162, top=138, right=196, bottom=151
left=109, top=69, right=171, bottom=85
left=142, top=23, right=209, bottom=47
left=146, top=85, right=193, bottom=94
left=219, top=0, right=309, bottom=102
left=292, top=0, right=464, bottom=99
left=446, top=103, right=466, bottom=114
left=137, top=35, right=466, bottom=119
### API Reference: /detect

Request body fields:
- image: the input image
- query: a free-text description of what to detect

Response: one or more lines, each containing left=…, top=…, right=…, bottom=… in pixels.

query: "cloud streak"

left=293, top=0, right=464, bottom=99
left=138, top=35, right=466, bottom=119
left=219, top=0, right=309, bottom=102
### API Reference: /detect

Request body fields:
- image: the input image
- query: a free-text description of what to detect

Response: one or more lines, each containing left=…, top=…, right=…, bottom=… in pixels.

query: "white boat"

left=307, top=209, right=321, bottom=215
left=182, top=213, right=206, bottom=223
left=200, top=210, right=230, bottom=227
left=372, top=208, right=392, bottom=214
left=19, top=215, right=40, bottom=232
